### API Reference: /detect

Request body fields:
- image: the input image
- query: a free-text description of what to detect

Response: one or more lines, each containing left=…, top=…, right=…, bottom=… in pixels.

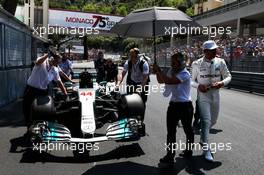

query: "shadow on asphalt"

left=209, top=128, right=223, bottom=134
left=174, top=156, right=222, bottom=175
left=9, top=135, right=222, bottom=174
left=9, top=135, right=145, bottom=164
left=194, top=128, right=223, bottom=135
left=81, top=157, right=222, bottom=175
left=0, top=99, right=25, bottom=127
left=82, top=161, right=159, bottom=175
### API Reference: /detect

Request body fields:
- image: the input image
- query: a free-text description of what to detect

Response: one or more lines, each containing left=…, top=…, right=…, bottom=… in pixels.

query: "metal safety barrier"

left=227, top=71, right=264, bottom=94
left=160, top=67, right=264, bottom=94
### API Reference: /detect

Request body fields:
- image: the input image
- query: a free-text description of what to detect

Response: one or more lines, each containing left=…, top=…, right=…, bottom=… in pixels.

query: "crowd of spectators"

left=151, top=35, right=264, bottom=67
left=88, top=49, right=106, bottom=60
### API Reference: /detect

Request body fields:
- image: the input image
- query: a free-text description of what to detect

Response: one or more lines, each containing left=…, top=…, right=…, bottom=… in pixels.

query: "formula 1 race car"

left=28, top=68, right=146, bottom=154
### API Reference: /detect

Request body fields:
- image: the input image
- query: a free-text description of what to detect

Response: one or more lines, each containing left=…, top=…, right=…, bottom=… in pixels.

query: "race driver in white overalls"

left=191, top=40, right=232, bottom=162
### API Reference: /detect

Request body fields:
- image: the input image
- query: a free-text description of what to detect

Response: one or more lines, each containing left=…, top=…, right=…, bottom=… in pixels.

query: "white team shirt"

left=27, top=59, right=61, bottom=90
left=163, top=68, right=192, bottom=102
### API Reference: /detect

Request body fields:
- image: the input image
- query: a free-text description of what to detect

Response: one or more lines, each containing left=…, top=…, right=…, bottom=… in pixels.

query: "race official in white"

left=191, top=40, right=232, bottom=162
left=23, top=52, right=68, bottom=129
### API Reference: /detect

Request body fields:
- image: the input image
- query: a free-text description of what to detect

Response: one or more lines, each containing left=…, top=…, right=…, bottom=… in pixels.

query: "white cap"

left=203, top=40, right=218, bottom=50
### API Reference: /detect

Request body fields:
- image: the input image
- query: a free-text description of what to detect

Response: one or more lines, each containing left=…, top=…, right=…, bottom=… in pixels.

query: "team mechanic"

left=23, top=52, right=68, bottom=130
left=118, top=48, right=150, bottom=121
left=191, top=40, right=232, bottom=162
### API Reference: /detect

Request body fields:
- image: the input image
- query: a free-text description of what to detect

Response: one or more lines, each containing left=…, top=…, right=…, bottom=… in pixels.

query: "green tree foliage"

left=48, top=0, right=190, bottom=15
left=97, top=4, right=112, bottom=14
left=67, top=5, right=79, bottom=11
left=1, top=0, right=190, bottom=15
left=82, top=3, right=96, bottom=12
left=116, top=4, right=127, bottom=16
left=35, top=0, right=43, bottom=6
left=186, top=6, right=194, bottom=16
left=158, top=0, right=185, bottom=7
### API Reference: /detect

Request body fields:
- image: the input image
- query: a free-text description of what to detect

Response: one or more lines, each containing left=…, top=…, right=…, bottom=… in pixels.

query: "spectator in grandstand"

left=234, top=46, right=243, bottom=59
left=260, top=48, right=264, bottom=57
left=189, top=47, right=196, bottom=64
left=244, top=38, right=256, bottom=56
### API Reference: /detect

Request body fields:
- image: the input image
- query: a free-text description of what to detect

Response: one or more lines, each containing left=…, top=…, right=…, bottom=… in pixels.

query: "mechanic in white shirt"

left=153, top=52, right=194, bottom=165
left=23, top=52, right=68, bottom=129
left=191, top=40, right=231, bottom=162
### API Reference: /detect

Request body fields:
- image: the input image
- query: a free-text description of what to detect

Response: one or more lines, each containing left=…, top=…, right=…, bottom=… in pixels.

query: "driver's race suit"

left=191, top=57, right=231, bottom=144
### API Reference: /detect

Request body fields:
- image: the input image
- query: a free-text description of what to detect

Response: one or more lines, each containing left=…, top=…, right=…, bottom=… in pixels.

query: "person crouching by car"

left=23, top=52, right=68, bottom=130
left=153, top=52, right=194, bottom=166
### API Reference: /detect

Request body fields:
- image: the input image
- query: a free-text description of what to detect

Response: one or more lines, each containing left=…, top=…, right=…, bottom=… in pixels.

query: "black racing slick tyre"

left=31, top=95, right=56, bottom=121
left=118, top=94, right=145, bottom=120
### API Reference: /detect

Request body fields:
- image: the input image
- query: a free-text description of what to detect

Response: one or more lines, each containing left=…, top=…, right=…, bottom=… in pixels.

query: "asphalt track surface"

left=0, top=75, right=263, bottom=175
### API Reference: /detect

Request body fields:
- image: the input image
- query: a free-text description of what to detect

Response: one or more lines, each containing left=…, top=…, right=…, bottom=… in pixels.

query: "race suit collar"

left=203, top=57, right=215, bottom=63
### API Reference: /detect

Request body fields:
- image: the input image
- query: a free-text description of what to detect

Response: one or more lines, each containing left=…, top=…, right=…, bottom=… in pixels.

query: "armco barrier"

left=227, top=71, right=264, bottom=94
left=161, top=67, right=264, bottom=94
